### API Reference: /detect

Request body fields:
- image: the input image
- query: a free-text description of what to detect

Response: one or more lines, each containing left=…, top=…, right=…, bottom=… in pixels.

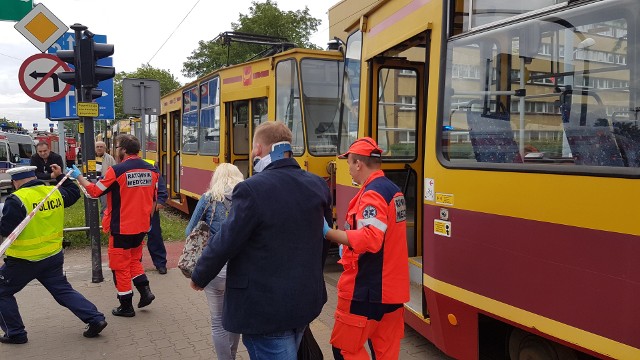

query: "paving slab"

left=0, top=244, right=450, bottom=360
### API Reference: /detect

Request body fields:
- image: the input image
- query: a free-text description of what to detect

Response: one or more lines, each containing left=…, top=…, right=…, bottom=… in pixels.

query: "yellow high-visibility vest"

left=6, top=185, right=64, bottom=261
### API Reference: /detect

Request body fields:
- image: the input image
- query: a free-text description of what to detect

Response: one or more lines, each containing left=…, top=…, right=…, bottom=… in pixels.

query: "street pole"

left=138, top=83, right=147, bottom=159
left=71, top=23, right=103, bottom=284
left=58, top=121, right=66, bottom=168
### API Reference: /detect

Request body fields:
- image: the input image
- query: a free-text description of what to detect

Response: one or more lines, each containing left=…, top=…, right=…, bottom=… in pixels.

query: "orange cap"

left=338, top=137, right=383, bottom=159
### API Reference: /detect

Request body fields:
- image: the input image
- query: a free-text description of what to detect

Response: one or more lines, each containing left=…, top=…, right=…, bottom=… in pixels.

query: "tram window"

left=442, top=6, right=640, bottom=172
left=252, top=98, right=268, bottom=135
left=182, top=87, right=199, bottom=154
left=377, top=67, right=418, bottom=160
left=199, top=78, right=220, bottom=156
left=301, top=59, right=343, bottom=156
left=232, top=101, right=250, bottom=156
left=453, top=0, right=566, bottom=33
left=276, top=59, right=304, bottom=156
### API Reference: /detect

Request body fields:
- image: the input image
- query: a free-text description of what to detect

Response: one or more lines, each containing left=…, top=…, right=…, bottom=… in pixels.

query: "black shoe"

left=136, top=285, right=156, bottom=308
left=157, top=267, right=167, bottom=275
left=0, top=335, right=28, bottom=344
left=83, top=320, right=108, bottom=338
left=112, top=305, right=135, bottom=317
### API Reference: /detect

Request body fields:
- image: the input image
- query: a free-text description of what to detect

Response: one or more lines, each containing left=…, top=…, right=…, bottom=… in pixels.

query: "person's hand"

left=190, top=280, right=203, bottom=291
left=156, top=203, right=165, bottom=212
left=323, top=218, right=332, bottom=238
left=50, top=164, right=62, bottom=178
left=66, top=164, right=82, bottom=179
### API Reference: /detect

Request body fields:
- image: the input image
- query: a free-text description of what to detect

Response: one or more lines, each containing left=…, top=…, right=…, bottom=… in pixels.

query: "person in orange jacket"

left=324, top=137, right=410, bottom=360
left=73, top=134, right=160, bottom=318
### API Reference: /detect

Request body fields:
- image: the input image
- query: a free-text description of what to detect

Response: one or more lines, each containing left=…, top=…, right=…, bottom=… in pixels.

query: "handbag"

left=297, top=326, right=323, bottom=360
left=178, top=200, right=215, bottom=278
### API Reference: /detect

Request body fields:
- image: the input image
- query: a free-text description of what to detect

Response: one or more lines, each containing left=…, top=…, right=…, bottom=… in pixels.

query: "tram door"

left=169, top=110, right=181, bottom=199
left=160, top=116, right=168, bottom=182
left=226, top=100, right=251, bottom=178
left=225, top=97, right=268, bottom=178
left=370, top=57, right=426, bottom=317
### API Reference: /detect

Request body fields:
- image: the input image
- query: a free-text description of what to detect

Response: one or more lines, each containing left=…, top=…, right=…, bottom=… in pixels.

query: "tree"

left=182, top=0, right=321, bottom=78
left=113, top=64, right=181, bottom=120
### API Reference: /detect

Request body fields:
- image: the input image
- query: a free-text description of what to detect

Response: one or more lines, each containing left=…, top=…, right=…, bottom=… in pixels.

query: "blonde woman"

left=186, top=163, right=243, bottom=359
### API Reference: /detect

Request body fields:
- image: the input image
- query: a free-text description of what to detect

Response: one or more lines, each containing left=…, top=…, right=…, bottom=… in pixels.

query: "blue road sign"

left=46, top=33, right=114, bottom=120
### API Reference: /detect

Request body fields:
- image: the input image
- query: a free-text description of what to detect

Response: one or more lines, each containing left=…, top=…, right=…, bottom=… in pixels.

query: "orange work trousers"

left=330, top=297, right=404, bottom=360
left=108, top=235, right=145, bottom=295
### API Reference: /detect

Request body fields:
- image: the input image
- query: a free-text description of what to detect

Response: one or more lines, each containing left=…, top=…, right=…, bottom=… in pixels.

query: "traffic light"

left=79, top=36, right=115, bottom=88
left=57, top=48, right=78, bottom=87
left=55, top=25, right=114, bottom=94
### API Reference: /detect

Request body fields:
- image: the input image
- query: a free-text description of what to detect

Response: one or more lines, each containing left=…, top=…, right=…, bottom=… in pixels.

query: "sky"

left=0, top=0, right=331, bottom=130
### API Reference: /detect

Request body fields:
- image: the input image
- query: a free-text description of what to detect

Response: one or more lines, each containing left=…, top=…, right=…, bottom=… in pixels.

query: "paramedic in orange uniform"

left=73, top=134, right=159, bottom=317
left=323, top=137, right=410, bottom=360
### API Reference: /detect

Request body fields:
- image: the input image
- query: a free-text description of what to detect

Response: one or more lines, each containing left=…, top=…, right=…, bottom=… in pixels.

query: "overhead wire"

left=147, top=0, right=202, bottom=65
left=146, top=0, right=375, bottom=67
left=0, top=52, right=24, bottom=61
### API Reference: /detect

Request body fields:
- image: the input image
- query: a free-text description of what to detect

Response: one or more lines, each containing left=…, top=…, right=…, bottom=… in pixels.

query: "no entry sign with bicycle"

left=18, top=53, right=72, bottom=103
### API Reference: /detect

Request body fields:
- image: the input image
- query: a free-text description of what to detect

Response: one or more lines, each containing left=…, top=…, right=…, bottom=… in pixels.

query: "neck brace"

left=253, top=141, right=292, bottom=173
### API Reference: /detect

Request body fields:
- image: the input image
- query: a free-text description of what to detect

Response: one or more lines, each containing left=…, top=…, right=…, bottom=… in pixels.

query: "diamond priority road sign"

left=14, top=3, right=68, bottom=52
left=18, top=53, right=72, bottom=102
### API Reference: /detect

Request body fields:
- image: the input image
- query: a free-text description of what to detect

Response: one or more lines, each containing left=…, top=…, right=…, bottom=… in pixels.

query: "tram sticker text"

left=434, top=219, right=451, bottom=237
left=425, top=178, right=435, bottom=201
left=435, top=193, right=454, bottom=206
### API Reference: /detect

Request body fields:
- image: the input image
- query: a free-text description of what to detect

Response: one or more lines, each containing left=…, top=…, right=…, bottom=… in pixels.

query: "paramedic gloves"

left=323, top=218, right=331, bottom=238
left=66, top=165, right=82, bottom=179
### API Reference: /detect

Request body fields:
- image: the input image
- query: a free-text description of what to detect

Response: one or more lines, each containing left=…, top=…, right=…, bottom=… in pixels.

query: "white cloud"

left=0, top=0, right=330, bottom=129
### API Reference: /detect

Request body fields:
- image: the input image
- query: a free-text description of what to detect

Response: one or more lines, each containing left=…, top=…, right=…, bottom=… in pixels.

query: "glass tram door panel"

left=372, top=61, right=425, bottom=316
left=247, top=97, right=269, bottom=177
left=160, top=116, right=167, bottom=181
left=228, top=100, right=250, bottom=178
left=170, top=111, right=181, bottom=199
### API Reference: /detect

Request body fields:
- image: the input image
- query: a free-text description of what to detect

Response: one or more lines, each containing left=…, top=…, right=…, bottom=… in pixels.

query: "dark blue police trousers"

left=147, top=210, right=167, bottom=269
left=0, top=251, right=104, bottom=339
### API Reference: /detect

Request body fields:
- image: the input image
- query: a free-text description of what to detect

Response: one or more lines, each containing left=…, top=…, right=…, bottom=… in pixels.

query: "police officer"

left=0, top=166, right=107, bottom=345
left=323, top=137, right=410, bottom=360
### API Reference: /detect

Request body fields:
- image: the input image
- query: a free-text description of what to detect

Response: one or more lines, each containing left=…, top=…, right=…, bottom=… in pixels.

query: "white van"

left=0, top=132, right=37, bottom=190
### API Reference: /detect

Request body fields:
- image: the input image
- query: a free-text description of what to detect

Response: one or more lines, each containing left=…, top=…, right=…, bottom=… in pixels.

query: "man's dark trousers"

left=147, top=210, right=167, bottom=269
left=0, top=251, right=104, bottom=338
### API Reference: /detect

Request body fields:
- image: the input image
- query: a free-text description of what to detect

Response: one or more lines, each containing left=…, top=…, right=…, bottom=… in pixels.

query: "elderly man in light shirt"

left=95, top=141, right=116, bottom=217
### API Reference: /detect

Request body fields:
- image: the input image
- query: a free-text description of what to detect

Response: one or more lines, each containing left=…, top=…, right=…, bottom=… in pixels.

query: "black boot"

left=112, top=294, right=135, bottom=317
left=136, top=284, right=155, bottom=308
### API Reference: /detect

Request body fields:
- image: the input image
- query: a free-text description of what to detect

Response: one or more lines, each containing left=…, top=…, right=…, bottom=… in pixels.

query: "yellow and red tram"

left=330, top=0, right=640, bottom=358
left=153, top=48, right=343, bottom=213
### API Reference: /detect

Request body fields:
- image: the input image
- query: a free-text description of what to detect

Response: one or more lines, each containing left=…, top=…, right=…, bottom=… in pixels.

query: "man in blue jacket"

left=190, top=121, right=332, bottom=360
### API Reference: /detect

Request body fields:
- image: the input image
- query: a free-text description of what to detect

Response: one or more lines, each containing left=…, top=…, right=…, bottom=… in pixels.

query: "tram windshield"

left=300, top=58, right=343, bottom=156
left=442, top=0, right=640, bottom=171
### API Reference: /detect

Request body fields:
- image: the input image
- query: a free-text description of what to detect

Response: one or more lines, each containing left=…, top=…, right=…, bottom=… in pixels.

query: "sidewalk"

left=0, top=243, right=449, bottom=360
